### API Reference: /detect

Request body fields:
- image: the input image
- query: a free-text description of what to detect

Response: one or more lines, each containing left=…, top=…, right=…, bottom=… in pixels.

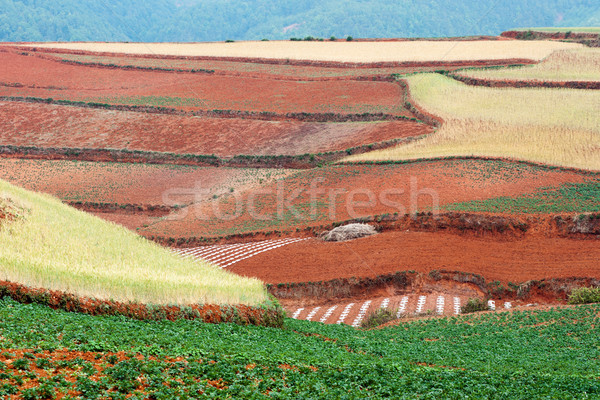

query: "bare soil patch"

left=229, top=230, right=600, bottom=284
left=0, top=101, right=431, bottom=157
left=0, top=51, right=405, bottom=115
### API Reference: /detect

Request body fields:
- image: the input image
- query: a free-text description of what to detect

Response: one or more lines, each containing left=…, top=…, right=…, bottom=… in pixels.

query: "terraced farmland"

left=2, top=35, right=600, bottom=398
left=139, top=159, right=595, bottom=239
left=0, top=101, right=431, bottom=157
left=345, top=73, right=600, bottom=170
left=0, top=50, right=408, bottom=115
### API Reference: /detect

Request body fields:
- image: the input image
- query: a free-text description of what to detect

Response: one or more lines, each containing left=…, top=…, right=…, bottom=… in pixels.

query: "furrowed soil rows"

left=141, top=159, right=592, bottom=239
left=0, top=51, right=406, bottom=115
left=228, top=230, right=600, bottom=284
left=0, top=101, right=431, bottom=157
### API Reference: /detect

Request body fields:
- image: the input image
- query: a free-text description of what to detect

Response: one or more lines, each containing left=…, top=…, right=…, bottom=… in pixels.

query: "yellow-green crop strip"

left=343, top=73, right=600, bottom=170
left=459, top=48, right=600, bottom=82
left=0, top=180, right=267, bottom=306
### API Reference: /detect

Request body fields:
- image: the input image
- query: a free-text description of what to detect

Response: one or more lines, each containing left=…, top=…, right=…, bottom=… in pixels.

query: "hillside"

left=0, top=0, right=599, bottom=42
left=0, top=179, right=268, bottom=306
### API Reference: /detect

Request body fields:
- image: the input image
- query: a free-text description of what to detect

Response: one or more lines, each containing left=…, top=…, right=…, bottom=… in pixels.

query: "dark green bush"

left=461, top=298, right=489, bottom=314
left=361, top=308, right=397, bottom=329
left=568, top=287, right=600, bottom=305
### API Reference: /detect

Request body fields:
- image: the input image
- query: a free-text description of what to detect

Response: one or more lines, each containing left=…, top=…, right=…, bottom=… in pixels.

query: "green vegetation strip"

left=446, top=181, right=600, bottom=213
left=1, top=299, right=599, bottom=397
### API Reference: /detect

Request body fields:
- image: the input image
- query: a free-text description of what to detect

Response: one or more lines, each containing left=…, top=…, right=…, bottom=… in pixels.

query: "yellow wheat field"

left=19, top=40, right=581, bottom=63
left=460, top=48, right=600, bottom=81
left=343, top=74, right=600, bottom=170
left=0, top=180, right=268, bottom=306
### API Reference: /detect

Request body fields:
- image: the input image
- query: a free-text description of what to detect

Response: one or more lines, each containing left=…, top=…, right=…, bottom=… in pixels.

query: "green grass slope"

left=0, top=179, right=267, bottom=306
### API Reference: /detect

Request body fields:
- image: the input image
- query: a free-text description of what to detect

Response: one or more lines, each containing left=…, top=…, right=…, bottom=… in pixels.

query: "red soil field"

left=0, top=158, right=290, bottom=206
left=0, top=50, right=406, bottom=115
left=141, top=159, right=591, bottom=239
left=229, top=231, right=600, bottom=284
left=0, top=101, right=432, bottom=157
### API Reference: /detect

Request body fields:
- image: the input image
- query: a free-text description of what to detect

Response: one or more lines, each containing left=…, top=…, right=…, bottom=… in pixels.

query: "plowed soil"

left=0, top=50, right=406, bottom=115
left=0, top=101, right=431, bottom=157
left=228, top=231, right=600, bottom=284
left=141, top=159, right=592, bottom=238
left=0, top=158, right=291, bottom=206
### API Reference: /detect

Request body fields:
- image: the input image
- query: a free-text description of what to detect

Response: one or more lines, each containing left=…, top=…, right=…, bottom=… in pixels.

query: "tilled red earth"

left=228, top=232, right=600, bottom=284
left=143, top=159, right=591, bottom=238
left=0, top=158, right=290, bottom=205
left=0, top=101, right=431, bottom=157
left=0, top=50, right=406, bottom=115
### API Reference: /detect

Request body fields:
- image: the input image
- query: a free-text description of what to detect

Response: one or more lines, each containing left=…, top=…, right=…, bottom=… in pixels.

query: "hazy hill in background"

left=0, top=0, right=599, bottom=42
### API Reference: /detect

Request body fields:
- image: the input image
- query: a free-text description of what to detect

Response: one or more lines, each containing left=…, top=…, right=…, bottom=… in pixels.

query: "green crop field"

left=446, top=180, right=600, bottom=213
left=0, top=299, right=599, bottom=398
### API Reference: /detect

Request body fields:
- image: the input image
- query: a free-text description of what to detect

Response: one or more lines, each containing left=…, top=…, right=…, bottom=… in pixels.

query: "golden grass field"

left=23, top=40, right=581, bottom=62
left=343, top=73, right=600, bottom=170
left=0, top=180, right=268, bottom=306
left=459, top=48, right=600, bottom=81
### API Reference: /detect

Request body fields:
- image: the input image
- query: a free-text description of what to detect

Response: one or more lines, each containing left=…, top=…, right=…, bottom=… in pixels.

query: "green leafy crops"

left=446, top=180, right=600, bottom=213
left=1, top=299, right=599, bottom=398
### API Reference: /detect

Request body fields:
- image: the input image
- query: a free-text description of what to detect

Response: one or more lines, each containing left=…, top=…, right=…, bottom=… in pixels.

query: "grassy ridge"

left=1, top=299, right=599, bottom=397
left=344, top=73, right=600, bottom=170
left=0, top=179, right=267, bottom=306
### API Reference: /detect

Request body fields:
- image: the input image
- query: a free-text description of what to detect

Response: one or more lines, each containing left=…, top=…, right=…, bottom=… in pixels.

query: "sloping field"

left=23, top=40, right=581, bottom=62
left=140, top=159, right=592, bottom=239
left=0, top=50, right=405, bottom=115
left=229, top=230, right=600, bottom=284
left=0, top=101, right=430, bottom=157
left=0, top=179, right=267, bottom=305
left=345, top=74, right=600, bottom=170
left=458, top=48, right=600, bottom=82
